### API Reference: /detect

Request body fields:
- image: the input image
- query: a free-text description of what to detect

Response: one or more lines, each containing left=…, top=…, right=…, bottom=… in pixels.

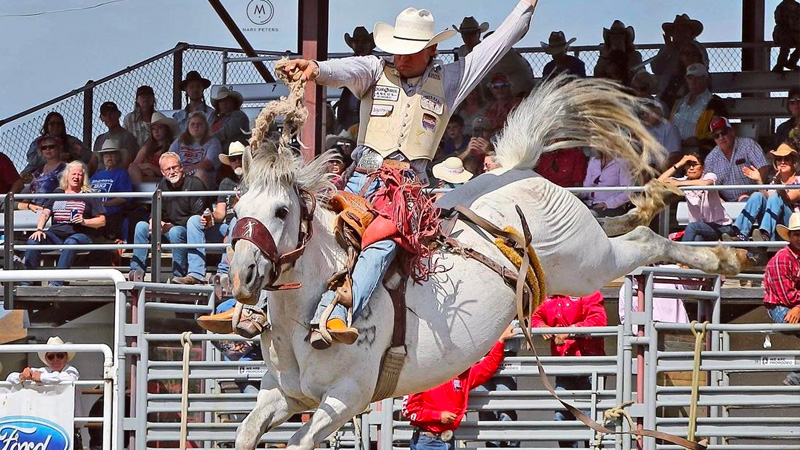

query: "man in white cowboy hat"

left=210, top=86, right=250, bottom=153
left=764, top=211, right=800, bottom=385
left=90, top=139, right=133, bottom=240
left=541, top=31, right=586, bottom=78
left=173, top=70, right=217, bottom=131
left=281, top=0, right=539, bottom=349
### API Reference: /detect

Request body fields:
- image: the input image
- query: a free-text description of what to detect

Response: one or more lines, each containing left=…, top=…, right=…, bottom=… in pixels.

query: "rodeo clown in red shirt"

left=402, top=325, right=517, bottom=450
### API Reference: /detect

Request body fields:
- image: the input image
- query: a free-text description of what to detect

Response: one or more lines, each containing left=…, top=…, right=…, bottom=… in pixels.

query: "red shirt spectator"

left=764, top=244, right=800, bottom=308
left=0, top=152, right=22, bottom=194
left=534, top=148, right=588, bottom=188
left=530, top=291, right=607, bottom=357
left=403, top=340, right=505, bottom=434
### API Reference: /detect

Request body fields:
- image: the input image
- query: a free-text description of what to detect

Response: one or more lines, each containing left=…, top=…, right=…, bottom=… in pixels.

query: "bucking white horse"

left=227, top=77, right=746, bottom=449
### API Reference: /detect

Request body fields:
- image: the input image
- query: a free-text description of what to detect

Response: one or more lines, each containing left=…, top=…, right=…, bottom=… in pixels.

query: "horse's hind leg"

left=611, top=226, right=749, bottom=276
left=235, top=385, right=305, bottom=450
left=597, top=180, right=684, bottom=237
left=286, top=384, right=369, bottom=450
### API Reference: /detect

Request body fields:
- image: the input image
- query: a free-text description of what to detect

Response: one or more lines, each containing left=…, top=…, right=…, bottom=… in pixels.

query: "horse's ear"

left=243, top=144, right=253, bottom=177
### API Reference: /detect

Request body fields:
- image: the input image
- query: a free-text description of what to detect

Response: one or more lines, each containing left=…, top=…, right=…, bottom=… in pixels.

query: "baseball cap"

left=709, top=116, right=731, bottom=133
left=685, top=63, right=708, bottom=78
left=136, top=85, right=154, bottom=97
left=100, top=101, right=120, bottom=115
left=472, top=117, right=490, bottom=132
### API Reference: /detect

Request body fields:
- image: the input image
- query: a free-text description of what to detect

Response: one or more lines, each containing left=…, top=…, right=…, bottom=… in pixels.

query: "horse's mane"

left=494, top=75, right=666, bottom=177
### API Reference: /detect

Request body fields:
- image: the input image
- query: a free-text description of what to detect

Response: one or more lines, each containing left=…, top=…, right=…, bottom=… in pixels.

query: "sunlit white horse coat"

left=228, top=78, right=746, bottom=450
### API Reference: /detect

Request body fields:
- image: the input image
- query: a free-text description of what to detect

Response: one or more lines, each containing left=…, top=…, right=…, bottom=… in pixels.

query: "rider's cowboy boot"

left=197, top=309, right=235, bottom=334
left=309, top=318, right=359, bottom=350
left=234, top=306, right=269, bottom=339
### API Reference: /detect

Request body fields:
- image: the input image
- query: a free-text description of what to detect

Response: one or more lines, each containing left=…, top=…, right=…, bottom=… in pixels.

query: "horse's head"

left=229, top=139, right=333, bottom=304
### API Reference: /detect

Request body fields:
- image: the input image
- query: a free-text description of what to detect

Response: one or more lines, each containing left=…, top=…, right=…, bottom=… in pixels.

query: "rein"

left=231, top=187, right=316, bottom=291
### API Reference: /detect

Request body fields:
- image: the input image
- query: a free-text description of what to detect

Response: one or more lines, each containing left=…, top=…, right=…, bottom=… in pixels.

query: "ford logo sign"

left=0, top=416, right=69, bottom=450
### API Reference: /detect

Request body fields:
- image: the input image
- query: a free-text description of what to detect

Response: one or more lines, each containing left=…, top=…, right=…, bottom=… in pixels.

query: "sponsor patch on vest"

left=370, top=104, right=394, bottom=117
left=420, top=93, right=444, bottom=115
left=421, top=113, right=437, bottom=131
left=373, top=85, right=400, bottom=102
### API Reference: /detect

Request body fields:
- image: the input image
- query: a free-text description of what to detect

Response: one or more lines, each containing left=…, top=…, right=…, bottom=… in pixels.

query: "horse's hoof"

left=310, top=329, right=332, bottom=350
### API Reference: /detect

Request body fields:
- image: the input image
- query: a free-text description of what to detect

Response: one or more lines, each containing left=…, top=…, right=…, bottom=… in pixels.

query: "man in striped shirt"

left=763, top=212, right=800, bottom=385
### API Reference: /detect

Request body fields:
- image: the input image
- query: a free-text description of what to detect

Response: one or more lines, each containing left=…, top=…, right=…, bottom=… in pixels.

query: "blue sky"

left=0, top=0, right=781, bottom=119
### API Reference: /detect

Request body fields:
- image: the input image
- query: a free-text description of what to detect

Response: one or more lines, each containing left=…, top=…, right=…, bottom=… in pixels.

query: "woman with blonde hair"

left=17, top=134, right=66, bottom=211
left=168, top=111, right=221, bottom=188
left=21, top=161, right=106, bottom=286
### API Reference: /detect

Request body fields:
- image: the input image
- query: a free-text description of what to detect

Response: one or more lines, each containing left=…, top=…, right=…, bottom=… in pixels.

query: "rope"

left=179, top=331, right=193, bottom=450
left=594, top=401, right=637, bottom=449
left=688, top=320, right=709, bottom=442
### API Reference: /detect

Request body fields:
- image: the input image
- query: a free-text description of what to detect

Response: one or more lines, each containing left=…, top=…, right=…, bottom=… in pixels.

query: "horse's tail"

left=493, top=75, right=666, bottom=175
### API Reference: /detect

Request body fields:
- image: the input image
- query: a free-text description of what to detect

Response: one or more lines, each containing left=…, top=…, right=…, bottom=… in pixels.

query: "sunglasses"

left=684, top=161, right=700, bottom=168
left=789, top=98, right=800, bottom=105
left=712, top=129, right=729, bottom=140
left=46, top=352, right=66, bottom=361
left=776, top=156, right=795, bottom=163
left=490, top=82, right=510, bottom=89
left=40, top=144, right=58, bottom=150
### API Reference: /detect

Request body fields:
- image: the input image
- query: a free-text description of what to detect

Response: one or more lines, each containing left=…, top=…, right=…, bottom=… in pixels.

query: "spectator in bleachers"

left=772, top=0, right=800, bottom=72
left=541, top=31, right=585, bottom=79
left=129, top=111, right=179, bottom=184
left=659, top=41, right=708, bottom=111
left=763, top=212, right=800, bottom=385
left=483, top=73, right=520, bottom=133
left=123, top=85, right=157, bottom=147
left=173, top=71, right=216, bottom=131
left=704, top=116, right=769, bottom=202
left=174, top=142, right=245, bottom=285
left=725, top=143, right=799, bottom=241
left=0, top=150, right=23, bottom=199
left=531, top=291, right=607, bottom=449
left=454, top=16, right=487, bottom=57
left=89, top=101, right=138, bottom=173
left=595, top=49, right=631, bottom=86
left=594, top=20, right=642, bottom=81
left=483, top=152, right=502, bottom=172
left=23, top=112, right=89, bottom=175
left=640, top=100, right=682, bottom=169
left=652, top=14, right=708, bottom=108
left=169, top=112, right=222, bottom=189
left=458, top=117, right=494, bottom=176
left=128, top=152, right=207, bottom=282
left=18, top=135, right=67, bottom=210
left=455, top=87, right=487, bottom=136
left=335, top=26, right=375, bottom=132
left=438, top=114, right=470, bottom=162
left=658, top=152, right=733, bottom=241
left=775, top=88, right=800, bottom=149
left=327, top=149, right=347, bottom=190
left=90, top=140, right=133, bottom=240
left=21, top=161, right=106, bottom=286
left=210, top=87, right=250, bottom=154
left=432, top=157, right=473, bottom=189
left=630, top=70, right=659, bottom=100
left=534, top=146, right=587, bottom=188
left=580, top=151, right=632, bottom=217
left=669, top=63, right=727, bottom=157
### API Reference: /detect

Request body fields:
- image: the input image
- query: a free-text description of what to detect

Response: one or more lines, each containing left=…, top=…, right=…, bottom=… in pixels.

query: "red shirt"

left=530, top=291, right=607, bottom=357
left=764, top=246, right=800, bottom=307
left=0, top=153, right=20, bottom=193
left=534, top=148, right=588, bottom=188
left=403, top=341, right=505, bottom=433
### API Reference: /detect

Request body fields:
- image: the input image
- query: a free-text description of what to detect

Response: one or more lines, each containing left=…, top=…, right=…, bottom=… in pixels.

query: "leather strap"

left=384, top=270, right=408, bottom=348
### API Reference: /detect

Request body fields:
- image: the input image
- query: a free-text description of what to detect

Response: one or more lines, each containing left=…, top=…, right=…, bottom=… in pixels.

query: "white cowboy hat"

left=541, top=31, right=577, bottom=55
left=211, top=86, right=244, bottom=110
left=220, top=141, right=248, bottom=166
left=150, top=111, right=180, bottom=137
left=97, top=138, right=123, bottom=154
left=778, top=212, right=800, bottom=241
left=37, top=336, right=76, bottom=364
left=373, top=7, right=457, bottom=55
left=433, top=157, right=473, bottom=184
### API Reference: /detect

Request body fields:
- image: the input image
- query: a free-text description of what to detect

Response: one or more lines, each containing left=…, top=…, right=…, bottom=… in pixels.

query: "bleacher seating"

left=676, top=201, right=746, bottom=227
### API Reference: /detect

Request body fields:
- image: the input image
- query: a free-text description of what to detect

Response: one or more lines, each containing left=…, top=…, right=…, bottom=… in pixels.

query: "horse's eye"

left=276, top=206, right=289, bottom=220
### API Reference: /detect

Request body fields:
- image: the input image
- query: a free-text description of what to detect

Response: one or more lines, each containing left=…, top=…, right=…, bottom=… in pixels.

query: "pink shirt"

left=681, top=172, right=732, bottom=225
left=582, top=157, right=631, bottom=209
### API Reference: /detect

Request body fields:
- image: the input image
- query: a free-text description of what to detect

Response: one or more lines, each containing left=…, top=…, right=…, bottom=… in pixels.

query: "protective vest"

left=358, top=64, right=450, bottom=161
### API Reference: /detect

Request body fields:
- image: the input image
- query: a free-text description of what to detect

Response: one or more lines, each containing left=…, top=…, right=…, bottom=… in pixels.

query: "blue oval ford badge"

left=0, top=416, right=69, bottom=450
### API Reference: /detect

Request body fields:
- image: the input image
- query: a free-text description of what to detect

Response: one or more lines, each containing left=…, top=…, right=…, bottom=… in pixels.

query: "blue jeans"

left=130, top=221, right=188, bottom=278
left=216, top=217, right=237, bottom=275
left=186, top=215, right=231, bottom=281
left=734, top=192, right=792, bottom=239
left=23, top=231, right=92, bottom=286
left=554, top=376, right=592, bottom=448
left=411, top=432, right=453, bottom=450
left=474, top=375, right=519, bottom=447
left=682, top=222, right=736, bottom=241
left=761, top=193, right=793, bottom=239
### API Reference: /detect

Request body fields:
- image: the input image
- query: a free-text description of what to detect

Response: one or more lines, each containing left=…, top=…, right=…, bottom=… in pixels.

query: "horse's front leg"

left=285, top=383, right=369, bottom=450
left=235, top=382, right=305, bottom=450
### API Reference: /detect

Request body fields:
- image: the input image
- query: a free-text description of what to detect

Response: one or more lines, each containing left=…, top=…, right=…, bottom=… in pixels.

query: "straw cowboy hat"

left=453, top=16, right=489, bottom=34
left=37, top=336, right=76, bottom=364
left=603, top=20, right=635, bottom=44
left=777, top=212, right=800, bottom=241
left=220, top=141, right=248, bottom=166
left=211, top=86, right=244, bottom=110
left=662, top=14, right=704, bottom=38
left=373, top=7, right=457, bottom=55
left=150, top=111, right=180, bottom=136
left=770, top=142, right=799, bottom=158
left=541, top=31, right=577, bottom=55
left=345, top=26, right=375, bottom=51
left=97, top=139, right=123, bottom=154
left=433, top=157, right=473, bottom=184
left=180, top=70, right=211, bottom=91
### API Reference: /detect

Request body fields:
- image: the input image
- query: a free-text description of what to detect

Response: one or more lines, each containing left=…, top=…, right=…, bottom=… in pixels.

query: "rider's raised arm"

left=445, top=0, right=537, bottom=108
left=315, top=55, right=385, bottom=99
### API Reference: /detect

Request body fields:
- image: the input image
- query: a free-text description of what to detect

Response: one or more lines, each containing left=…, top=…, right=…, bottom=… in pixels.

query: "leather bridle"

left=231, top=187, right=316, bottom=291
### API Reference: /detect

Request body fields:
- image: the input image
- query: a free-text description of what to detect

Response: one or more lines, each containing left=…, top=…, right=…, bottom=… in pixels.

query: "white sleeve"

left=316, top=56, right=384, bottom=99
left=6, top=372, right=21, bottom=384
left=35, top=366, right=80, bottom=384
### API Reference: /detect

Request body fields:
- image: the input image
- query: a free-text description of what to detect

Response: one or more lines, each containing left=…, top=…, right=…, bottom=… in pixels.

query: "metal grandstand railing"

left=0, top=41, right=787, bottom=173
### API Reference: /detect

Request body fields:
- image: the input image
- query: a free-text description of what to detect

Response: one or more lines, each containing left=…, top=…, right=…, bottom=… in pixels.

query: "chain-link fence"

left=0, top=41, right=786, bottom=172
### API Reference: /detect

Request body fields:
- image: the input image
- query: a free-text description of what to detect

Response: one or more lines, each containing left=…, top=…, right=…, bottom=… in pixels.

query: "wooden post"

left=82, top=81, right=94, bottom=153
left=298, top=0, right=329, bottom=160
left=742, top=0, right=767, bottom=71
left=173, top=44, right=184, bottom=110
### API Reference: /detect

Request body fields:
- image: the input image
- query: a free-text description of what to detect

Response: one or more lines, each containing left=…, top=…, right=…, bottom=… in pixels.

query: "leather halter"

left=231, top=188, right=316, bottom=290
